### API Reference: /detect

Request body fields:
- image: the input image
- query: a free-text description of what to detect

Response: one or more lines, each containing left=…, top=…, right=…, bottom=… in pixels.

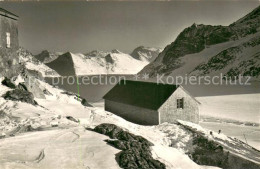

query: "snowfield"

left=196, top=93, right=260, bottom=123
left=201, top=121, right=260, bottom=151
left=0, top=127, right=121, bottom=169
left=71, top=51, right=149, bottom=75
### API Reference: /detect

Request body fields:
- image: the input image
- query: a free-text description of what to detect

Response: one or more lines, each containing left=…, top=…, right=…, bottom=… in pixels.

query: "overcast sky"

left=1, top=1, right=259, bottom=54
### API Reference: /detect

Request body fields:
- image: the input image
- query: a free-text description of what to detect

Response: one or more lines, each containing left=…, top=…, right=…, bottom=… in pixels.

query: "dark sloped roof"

left=103, top=80, right=178, bottom=110
left=0, top=7, right=19, bottom=20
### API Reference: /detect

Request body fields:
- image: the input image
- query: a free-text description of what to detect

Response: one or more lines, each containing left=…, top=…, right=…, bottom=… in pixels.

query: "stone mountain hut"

left=0, top=7, right=19, bottom=50
left=0, top=7, right=19, bottom=77
left=103, top=80, right=200, bottom=125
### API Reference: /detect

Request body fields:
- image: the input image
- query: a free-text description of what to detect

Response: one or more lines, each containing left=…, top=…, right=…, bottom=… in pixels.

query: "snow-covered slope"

left=46, top=49, right=149, bottom=76
left=18, top=48, right=60, bottom=77
left=0, top=75, right=259, bottom=168
left=196, top=93, right=260, bottom=123
left=75, top=50, right=149, bottom=75
left=139, top=5, right=260, bottom=80
left=0, top=77, right=223, bottom=168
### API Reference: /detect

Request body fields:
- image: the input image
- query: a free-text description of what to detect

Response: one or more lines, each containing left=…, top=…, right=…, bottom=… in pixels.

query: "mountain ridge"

left=37, top=47, right=161, bottom=76
left=139, top=5, right=260, bottom=79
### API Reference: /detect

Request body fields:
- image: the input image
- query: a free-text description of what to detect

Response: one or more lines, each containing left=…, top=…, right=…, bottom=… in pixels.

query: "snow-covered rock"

left=34, top=50, right=60, bottom=63
left=131, top=46, right=162, bottom=62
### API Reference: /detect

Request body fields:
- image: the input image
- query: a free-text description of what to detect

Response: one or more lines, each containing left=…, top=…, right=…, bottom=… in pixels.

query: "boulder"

left=94, top=123, right=124, bottom=139
left=4, top=89, right=38, bottom=105
left=17, top=83, right=28, bottom=91
left=66, top=116, right=79, bottom=123
left=23, top=72, right=46, bottom=99
left=94, top=123, right=165, bottom=169
left=1, top=77, right=16, bottom=89
left=81, top=98, right=92, bottom=107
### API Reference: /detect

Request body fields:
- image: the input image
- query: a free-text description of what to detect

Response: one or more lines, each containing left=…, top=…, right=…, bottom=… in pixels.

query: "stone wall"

left=0, top=16, right=18, bottom=50
left=105, top=100, right=159, bottom=125
left=0, top=15, right=19, bottom=78
left=159, top=87, right=200, bottom=124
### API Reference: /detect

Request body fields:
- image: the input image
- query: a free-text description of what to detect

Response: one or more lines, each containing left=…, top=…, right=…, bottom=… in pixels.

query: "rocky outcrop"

left=34, top=50, right=59, bottom=63
left=105, top=54, right=115, bottom=64
left=60, top=91, right=92, bottom=107
left=174, top=122, right=260, bottom=169
left=81, top=98, right=92, bottom=107
left=18, top=48, right=60, bottom=78
left=190, top=135, right=229, bottom=168
left=34, top=50, right=50, bottom=63
left=66, top=116, right=79, bottom=123
left=1, top=74, right=47, bottom=101
left=19, top=69, right=47, bottom=99
left=1, top=77, right=16, bottom=89
left=111, top=49, right=121, bottom=54
left=193, top=47, right=241, bottom=75
left=17, top=83, right=28, bottom=91
left=4, top=89, right=38, bottom=105
left=94, top=123, right=166, bottom=169
left=191, top=35, right=260, bottom=78
left=84, top=50, right=109, bottom=58
left=1, top=75, right=46, bottom=100
left=2, top=77, right=27, bottom=91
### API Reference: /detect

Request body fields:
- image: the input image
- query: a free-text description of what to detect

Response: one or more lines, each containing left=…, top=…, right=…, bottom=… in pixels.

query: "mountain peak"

left=45, top=52, right=76, bottom=76
left=111, top=49, right=121, bottom=54
left=105, top=54, right=115, bottom=64
left=34, top=50, right=51, bottom=63
left=35, top=50, right=60, bottom=63
left=191, top=23, right=198, bottom=28
left=85, top=50, right=108, bottom=57
left=131, top=46, right=162, bottom=62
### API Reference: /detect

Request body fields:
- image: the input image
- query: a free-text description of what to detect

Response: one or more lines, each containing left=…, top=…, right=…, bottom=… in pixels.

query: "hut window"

left=177, top=98, right=184, bottom=109
left=6, top=32, right=10, bottom=48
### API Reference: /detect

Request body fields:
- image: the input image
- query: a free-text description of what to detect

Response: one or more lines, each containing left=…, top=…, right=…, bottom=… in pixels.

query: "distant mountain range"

left=18, top=48, right=60, bottom=78
left=31, top=5, right=260, bottom=79
left=139, top=5, right=260, bottom=80
left=34, top=46, right=161, bottom=76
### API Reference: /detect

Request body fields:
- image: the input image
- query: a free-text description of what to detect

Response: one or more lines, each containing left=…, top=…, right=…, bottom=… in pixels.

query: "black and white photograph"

left=0, top=0, right=259, bottom=168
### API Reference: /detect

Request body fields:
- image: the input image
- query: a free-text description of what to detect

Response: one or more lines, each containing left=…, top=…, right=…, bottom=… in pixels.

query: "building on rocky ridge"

left=103, top=80, right=200, bottom=125
left=0, top=7, right=19, bottom=50
left=0, top=7, right=19, bottom=77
